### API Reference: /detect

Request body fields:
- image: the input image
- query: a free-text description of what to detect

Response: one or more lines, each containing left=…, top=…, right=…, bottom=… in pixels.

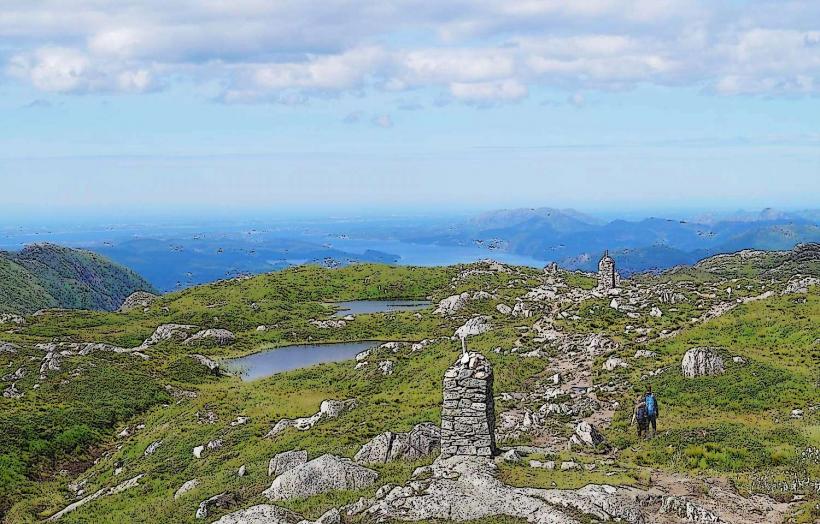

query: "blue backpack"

left=645, top=394, right=657, bottom=416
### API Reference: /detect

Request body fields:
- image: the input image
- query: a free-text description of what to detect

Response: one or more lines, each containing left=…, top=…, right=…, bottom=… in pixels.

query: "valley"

left=1, top=245, right=817, bottom=523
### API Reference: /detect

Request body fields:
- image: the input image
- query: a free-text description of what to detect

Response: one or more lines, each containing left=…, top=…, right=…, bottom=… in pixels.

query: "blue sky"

left=0, top=1, right=818, bottom=218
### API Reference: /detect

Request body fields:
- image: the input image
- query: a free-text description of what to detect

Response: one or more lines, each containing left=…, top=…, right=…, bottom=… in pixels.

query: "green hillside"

left=0, top=244, right=156, bottom=314
left=0, top=250, right=817, bottom=523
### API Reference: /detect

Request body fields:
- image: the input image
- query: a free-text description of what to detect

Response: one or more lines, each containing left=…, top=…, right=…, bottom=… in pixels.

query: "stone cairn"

left=597, top=250, right=620, bottom=291
left=440, top=352, right=496, bottom=458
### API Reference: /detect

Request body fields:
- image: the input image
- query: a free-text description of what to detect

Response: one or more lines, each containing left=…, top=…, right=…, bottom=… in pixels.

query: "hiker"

left=645, top=385, right=659, bottom=438
left=631, top=395, right=649, bottom=439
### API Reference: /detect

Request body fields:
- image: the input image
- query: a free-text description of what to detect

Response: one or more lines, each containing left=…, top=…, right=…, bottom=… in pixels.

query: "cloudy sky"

left=1, top=0, right=818, bottom=217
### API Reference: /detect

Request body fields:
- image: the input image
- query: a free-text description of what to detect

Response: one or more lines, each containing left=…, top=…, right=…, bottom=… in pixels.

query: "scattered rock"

left=3, top=382, right=23, bottom=398
left=212, top=505, right=300, bottom=524
left=46, top=475, right=144, bottom=521
left=139, top=324, right=197, bottom=349
left=434, top=293, right=470, bottom=316
left=185, top=329, right=236, bottom=346
left=0, top=341, right=19, bottom=353
left=263, top=454, right=378, bottom=501
left=195, top=492, right=236, bottom=519
left=267, top=399, right=357, bottom=438
left=659, top=496, right=723, bottom=523
left=650, top=307, right=663, bottom=317
left=570, top=421, right=606, bottom=448
left=237, top=465, right=247, bottom=477
left=0, top=313, right=25, bottom=325
left=190, top=354, right=220, bottom=374
left=355, top=423, right=441, bottom=464
left=377, top=360, right=394, bottom=375
left=193, top=445, right=205, bottom=459
left=144, top=440, right=162, bottom=456
left=603, top=356, right=628, bottom=371
left=309, top=319, right=346, bottom=329
left=682, top=347, right=725, bottom=378
left=495, top=303, right=512, bottom=315
left=634, top=350, right=657, bottom=358
left=174, top=479, right=200, bottom=500
left=454, top=316, right=492, bottom=348
left=118, top=291, right=159, bottom=312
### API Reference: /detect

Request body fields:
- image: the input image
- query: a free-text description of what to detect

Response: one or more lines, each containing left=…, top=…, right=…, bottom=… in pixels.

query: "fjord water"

left=222, top=341, right=379, bottom=380
left=331, top=299, right=432, bottom=316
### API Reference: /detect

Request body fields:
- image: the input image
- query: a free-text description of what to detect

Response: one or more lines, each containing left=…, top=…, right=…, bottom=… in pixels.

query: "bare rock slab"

left=263, top=454, right=378, bottom=501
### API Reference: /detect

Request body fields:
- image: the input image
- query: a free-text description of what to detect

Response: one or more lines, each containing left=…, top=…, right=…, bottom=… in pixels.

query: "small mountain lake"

left=331, top=299, right=432, bottom=317
left=222, top=341, right=379, bottom=380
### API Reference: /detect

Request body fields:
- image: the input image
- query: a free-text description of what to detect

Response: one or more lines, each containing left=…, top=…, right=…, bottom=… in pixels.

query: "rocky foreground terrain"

left=0, top=245, right=818, bottom=523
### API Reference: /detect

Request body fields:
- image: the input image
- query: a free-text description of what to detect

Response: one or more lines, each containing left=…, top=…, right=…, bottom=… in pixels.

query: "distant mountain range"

left=404, top=207, right=820, bottom=274
left=0, top=244, right=155, bottom=314
left=92, top=236, right=398, bottom=292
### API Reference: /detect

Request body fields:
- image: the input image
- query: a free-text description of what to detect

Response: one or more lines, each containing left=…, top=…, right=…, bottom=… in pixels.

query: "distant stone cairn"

left=597, top=250, right=620, bottom=291
left=440, top=352, right=496, bottom=458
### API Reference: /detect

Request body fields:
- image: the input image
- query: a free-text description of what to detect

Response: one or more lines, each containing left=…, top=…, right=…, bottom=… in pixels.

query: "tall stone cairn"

left=440, top=352, right=496, bottom=458
left=597, top=250, right=620, bottom=291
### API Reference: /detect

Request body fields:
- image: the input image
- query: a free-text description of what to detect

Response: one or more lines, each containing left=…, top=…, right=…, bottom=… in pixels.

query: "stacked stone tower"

left=597, top=250, right=620, bottom=291
left=440, top=352, right=496, bottom=458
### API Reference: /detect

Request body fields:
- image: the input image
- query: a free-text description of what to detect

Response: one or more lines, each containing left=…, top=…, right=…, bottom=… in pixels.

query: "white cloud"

left=449, top=79, right=528, bottom=103
left=8, top=47, right=90, bottom=92
left=3, top=1, right=820, bottom=101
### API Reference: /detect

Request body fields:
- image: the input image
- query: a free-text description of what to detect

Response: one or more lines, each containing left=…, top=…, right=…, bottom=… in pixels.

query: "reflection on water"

left=331, top=300, right=431, bottom=317
left=222, top=341, right=378, bottom=380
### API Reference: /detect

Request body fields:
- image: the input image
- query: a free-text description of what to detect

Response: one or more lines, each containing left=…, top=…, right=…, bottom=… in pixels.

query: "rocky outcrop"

left=441, top=352, right=495, bottom=458
left=262, top=454, right=378, bottom=501
left=212, top=505, right=300, bottom=524
left=377, top=360, right=394, bottom=375
left=266, top=399, right=356, bottom=438
left=660, top=496, right=723, bottom=523
left=0, top=341, right=18, bottom=353
left=144, top=440, right=162, bottom=456
left=190, top=354, right=220, bottom=374
left=3, top=382, right=23, bottom=398
left=138, top=324, right=197, bottom=349
left=118, top=291, right=159, bottom=312
left=174, top=479, right=200, bottom=500
left=195, top=492, right=236, bottom=519
left=46, top=475, right=144, bottom=521
left=495, top=303, right=512, bottom=315
left=603, top=356, right=628, bottom=371
left=184, top=329, right=236, bottom=346
left=0, top=313, right=25, bottom=325
left=309, top=319, right=346, bottom=329
left=354, top=423, right=441, bottom=464
left=268, top=450, right=308, bottom=477
left=682, top=347, right=725, bottom=378
left=434, top=293, right=470, bottom=316
left=569, top=421, right=605, bottom=448
left=365, top=456, right=645, bottom=523
left=782, top=275, right=819, bottom=295
left=454, top=316, right=491, bottom=340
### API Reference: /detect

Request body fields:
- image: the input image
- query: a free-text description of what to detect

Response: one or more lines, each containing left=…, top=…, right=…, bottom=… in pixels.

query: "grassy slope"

left=11, top=244, right=156, bottom=312
left=1, top=258, right=818, bottom=522
left=600, top=293, right=819, bottom=482
left=0, top=256, right=56, bottom=314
